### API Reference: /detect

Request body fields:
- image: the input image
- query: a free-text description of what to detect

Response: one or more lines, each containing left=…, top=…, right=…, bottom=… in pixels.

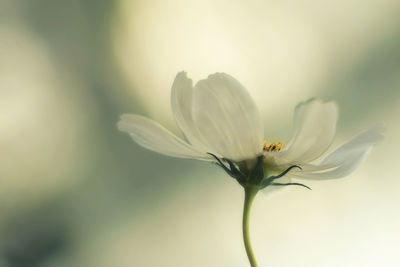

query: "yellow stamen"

left=263, top=139, right=285, bottom=152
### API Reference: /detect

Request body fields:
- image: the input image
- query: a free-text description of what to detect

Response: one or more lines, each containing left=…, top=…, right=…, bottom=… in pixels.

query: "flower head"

left=118, top=72, right=384, bottom=190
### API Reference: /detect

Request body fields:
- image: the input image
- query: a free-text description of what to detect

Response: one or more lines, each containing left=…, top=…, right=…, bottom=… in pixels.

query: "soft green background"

left=1, top=0, right=400, bottom=266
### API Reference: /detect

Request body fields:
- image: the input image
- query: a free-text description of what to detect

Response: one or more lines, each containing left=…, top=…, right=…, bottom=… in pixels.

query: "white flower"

left=117, top=72, right=384, bottom=189
left=118, top=71, right=385, bottom=266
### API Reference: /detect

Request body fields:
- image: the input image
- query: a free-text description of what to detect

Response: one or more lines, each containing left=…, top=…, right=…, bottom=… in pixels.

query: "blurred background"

left=0, top=0, right=399, bottom=266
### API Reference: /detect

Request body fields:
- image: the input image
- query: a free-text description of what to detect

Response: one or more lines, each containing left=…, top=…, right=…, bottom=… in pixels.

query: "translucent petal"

left=279, top=99, right=338, bottom=163
left=320, top=123, right=385, bottom=166
left=170, top=72, right=210, bottom=152
left=289, top=123, right=385, bottom=180
left=117, top=114, right=213, bottom=161
left=192, top=73, right=264, bottom=161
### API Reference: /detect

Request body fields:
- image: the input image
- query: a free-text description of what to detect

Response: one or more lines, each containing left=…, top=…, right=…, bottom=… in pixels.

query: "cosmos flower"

left=117, top=72, right=384, bottom=267
left=118, top=72, right=384, bottom=188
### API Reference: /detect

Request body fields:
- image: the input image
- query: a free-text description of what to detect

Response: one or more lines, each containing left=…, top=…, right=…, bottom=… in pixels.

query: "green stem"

left=242, top=186, right=258, bottom=267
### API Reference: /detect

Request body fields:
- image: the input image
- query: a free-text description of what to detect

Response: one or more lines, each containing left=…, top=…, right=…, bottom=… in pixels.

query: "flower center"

left=263, top=139, right=285, bottom=152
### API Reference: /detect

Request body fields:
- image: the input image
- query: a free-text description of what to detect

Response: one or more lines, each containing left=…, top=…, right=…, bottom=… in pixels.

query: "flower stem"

left=242, top=186, right=258, bottom=267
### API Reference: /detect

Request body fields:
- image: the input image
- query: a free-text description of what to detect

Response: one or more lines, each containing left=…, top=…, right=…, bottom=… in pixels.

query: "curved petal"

left=291, top=148, right=371, bottom=180
left=117, top=114, right=213, bottom=161
left=191, top=73, right=264, bottom=161
left=170, top=72, right=210, bottom=152
left=289, top=123, right=385, bottom=180
left=320, top=123, right=385, bottom=166
left=278, top=99, right=338, bottom=163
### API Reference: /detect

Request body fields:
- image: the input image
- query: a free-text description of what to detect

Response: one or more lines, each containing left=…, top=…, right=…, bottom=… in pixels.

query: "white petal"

left=279, top=99, right=338, bottom=163
left=320, top=123, right=385, bottom=166
left=291, top=148, right=371, bottom=180
left=170, top=72, right=210, bottom=152
left=191, top=73, right=264, bottom=161
left=290, top=123, right=385, bottom=180
left=117, top=114, right=213, bottom=161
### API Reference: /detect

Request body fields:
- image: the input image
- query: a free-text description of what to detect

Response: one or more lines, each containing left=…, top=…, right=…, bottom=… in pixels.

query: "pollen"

left=263, top=139, right=285, bottom=152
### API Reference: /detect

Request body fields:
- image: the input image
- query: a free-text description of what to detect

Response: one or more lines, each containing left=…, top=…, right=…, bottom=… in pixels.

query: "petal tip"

left=119, top=113, right=139, bottom=122
left=119, top=113, right=131, bottom=120
left=176, top=71, right=188, bottom=78
left=172, top=71, right=193, bottom=89
left=116, top=119, right=128, bottom=133
left=117, top=114, right=147, bottom=133
left=299, top=98, right=338, bottom=116
left=370, top=122, right=386, bottom=142
left=300, top=97, right=337, bottom=105
left=206, top=72, right=233, bottom=81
